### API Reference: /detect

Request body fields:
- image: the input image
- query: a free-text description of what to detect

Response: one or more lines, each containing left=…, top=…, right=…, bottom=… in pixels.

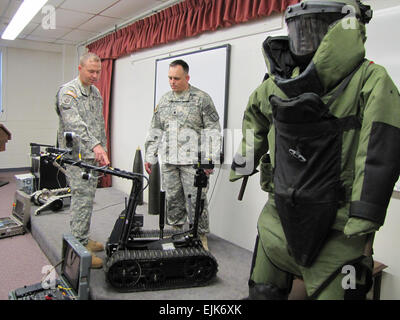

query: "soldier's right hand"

left=145, top=162, right=152, bottom=174
left=93, top=144, right=110, bottom=166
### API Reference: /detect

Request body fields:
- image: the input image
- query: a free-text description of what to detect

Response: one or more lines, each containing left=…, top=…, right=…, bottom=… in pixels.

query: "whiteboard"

left=154, top=45, right=231, bottom=130
left=364, top=6, right=400, bottom=193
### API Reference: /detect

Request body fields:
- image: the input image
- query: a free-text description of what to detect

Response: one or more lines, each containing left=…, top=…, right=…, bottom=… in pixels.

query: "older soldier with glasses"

left=55, top=52, right=109, bottom=268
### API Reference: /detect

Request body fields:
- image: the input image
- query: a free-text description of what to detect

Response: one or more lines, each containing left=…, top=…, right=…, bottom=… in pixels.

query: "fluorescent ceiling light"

left=1, top=0, right=49, bottom=40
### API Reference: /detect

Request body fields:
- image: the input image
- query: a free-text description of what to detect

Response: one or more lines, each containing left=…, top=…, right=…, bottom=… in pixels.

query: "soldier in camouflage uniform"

left=56, top=52, right=109, bottom=268
left=145, top=60, right=221, bottom=250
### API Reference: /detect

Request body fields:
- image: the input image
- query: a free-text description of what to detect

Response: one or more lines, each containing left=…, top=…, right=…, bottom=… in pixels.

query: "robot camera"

left=64, top=132, right=77, bottom=148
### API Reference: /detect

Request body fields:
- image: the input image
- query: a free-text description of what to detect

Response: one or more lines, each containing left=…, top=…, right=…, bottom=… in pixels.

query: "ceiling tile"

left=54, top=38, right=77, bottom=45
left=19, top=21, right=40, bottom=36
left=60, top=0, right=119, bottom=15
left=24, top=34, right=58, bottom=43
left=0, top=1, right=10, bottom=15
left=0, top=0, right=22, bottom=19
left=0, top=0, right=181, bottom=46
left=30, top=25, right=73, bottom=39
left=46, top=0, right=65, bottom=8
left=0, top=23, right=6, bottom=35
left=101, top=0, right=161, bottom=20
left=53, top=9, right=95, bottom=28
left=0, top=15, right=10, bottom=28
left=61, top=28, right=98, bottom=42
left=31, top=8, right=95, bottom=28
left=78, top=15, right=123, bottom=33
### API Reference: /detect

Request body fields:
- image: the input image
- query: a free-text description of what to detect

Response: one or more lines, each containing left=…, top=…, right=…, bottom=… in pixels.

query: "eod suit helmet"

left=284, top=0, right=373, bottom=62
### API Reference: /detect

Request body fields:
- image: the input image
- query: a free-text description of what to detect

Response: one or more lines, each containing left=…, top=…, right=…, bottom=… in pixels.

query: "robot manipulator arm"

left=44, top=146, right=148, bottom=183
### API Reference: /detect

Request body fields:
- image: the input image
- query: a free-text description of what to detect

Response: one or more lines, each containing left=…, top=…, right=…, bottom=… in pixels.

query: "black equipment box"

left=31, top=156, right=68, bottom=190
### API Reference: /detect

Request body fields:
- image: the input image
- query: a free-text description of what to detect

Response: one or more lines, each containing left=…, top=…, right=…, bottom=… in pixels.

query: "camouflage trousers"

left=161, top=164, right=209, bottom=234
left=66, top=160, right=98, bottom=246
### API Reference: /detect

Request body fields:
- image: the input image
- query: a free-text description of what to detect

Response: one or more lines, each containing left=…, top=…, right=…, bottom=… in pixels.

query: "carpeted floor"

left=0, top=170, right=52, bottom=300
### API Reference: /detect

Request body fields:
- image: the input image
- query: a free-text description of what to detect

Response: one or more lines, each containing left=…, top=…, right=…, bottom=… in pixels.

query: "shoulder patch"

left=59, top=89, right=77, bottom=108
left=204, top=105, right=220, bottom=121
left=66, top=90, right=78, bottom=99
left=62, top=95, right=72, bottom=105
left=209, top=110, right=220, bottom=122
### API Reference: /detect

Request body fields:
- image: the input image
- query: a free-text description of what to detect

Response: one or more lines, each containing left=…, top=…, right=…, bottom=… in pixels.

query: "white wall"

left=109, top=0, right=400, bottom=299
left=0, top=41, right=77, bottom=169
left=363, top=2, right=400, bottom=300
left=110, top=12, right=284, bottom=246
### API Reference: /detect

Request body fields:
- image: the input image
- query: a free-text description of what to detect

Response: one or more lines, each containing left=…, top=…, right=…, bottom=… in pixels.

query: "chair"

left=288, top=260, right=388, bottom=300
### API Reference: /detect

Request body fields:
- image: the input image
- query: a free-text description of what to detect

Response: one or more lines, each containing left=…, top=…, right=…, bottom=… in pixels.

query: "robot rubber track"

left=105, top=246, right=218, bottom=292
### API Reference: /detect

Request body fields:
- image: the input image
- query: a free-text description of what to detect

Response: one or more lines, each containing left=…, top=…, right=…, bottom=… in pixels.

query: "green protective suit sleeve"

left=348, top=63, right=400, bottom=232
left=229, top=84, right=271, bottom=182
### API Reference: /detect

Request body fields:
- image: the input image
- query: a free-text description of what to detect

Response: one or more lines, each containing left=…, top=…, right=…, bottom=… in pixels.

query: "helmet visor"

left=287, top=12, right=344, bottom=57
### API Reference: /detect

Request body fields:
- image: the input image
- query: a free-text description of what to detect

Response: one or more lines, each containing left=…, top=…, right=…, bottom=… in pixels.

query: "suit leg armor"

left=248, top=235, right=293, bottom=300
left=249, top=233, right=373, bottom=300
left=313, top=256, right=373, bottom=300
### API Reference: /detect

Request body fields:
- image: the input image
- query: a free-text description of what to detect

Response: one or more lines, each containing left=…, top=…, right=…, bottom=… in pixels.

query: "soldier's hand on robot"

left=145, top=162, right=152, bottom=174
left=343, top=217, right=380, bottom=238
left=93, top=144, right=110, bottom=166
left=204, top=169, right=214, bottom=176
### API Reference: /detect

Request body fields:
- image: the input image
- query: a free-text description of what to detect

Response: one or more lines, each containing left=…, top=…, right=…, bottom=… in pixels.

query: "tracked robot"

left=43, top=146, right=218, bottom=292
left=31, top=187, right=71, bottom=215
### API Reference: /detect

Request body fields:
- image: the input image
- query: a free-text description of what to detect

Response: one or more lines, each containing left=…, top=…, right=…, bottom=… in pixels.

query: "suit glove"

left=229, top=169, right=244, bottom=182
left=343, top=217, right=380, bottom=238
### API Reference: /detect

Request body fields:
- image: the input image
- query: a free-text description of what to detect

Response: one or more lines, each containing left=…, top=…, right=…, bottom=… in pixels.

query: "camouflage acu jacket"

left=56, top=77, right=107, bottom=160
left=145, top=85, right=221, bottom=165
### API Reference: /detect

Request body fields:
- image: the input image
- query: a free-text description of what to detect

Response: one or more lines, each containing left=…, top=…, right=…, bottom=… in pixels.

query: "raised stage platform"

left=30, top=187, right=253, bottom=300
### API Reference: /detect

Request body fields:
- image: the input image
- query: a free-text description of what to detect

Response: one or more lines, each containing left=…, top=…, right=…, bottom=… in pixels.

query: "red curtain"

left=87, top=0, right=300, bottom=59
left=95, top=58, right=113, bottom=187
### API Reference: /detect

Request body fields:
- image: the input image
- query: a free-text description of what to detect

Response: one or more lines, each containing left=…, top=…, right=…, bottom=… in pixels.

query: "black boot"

left=247, top=280, right=289, bottom=300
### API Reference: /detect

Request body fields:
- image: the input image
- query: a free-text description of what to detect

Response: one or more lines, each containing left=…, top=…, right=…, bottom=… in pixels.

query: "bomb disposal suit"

left=230, top=0, right=400, bottom=299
